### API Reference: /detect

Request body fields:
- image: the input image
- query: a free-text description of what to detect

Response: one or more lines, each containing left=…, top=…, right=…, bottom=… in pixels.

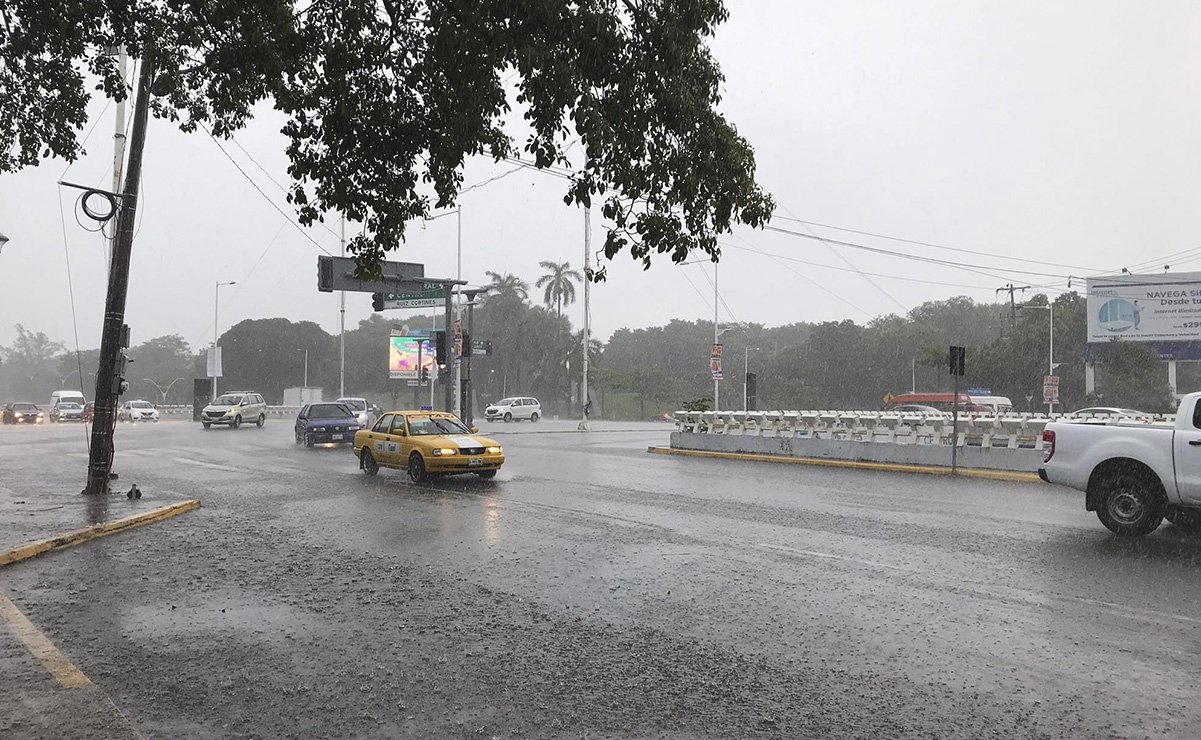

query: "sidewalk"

left=0, top=460, right=192, bottom=555
left=0, top=454, right=194, bottom=739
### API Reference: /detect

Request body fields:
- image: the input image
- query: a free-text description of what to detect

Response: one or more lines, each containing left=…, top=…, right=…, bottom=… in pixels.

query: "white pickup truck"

left=1040, top=392, right=1201, bottom=536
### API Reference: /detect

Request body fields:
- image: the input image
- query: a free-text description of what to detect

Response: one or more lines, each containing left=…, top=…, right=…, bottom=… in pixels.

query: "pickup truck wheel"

left=1095, top=470, right=1165, bottom=536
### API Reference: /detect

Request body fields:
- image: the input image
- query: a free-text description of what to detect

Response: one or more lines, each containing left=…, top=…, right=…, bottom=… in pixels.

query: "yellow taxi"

left=353, top=410, right=504, bottom=482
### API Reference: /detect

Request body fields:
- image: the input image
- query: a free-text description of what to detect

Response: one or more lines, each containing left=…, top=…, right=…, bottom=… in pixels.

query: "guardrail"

left=157, top=405, right=303, bottom=418
left=671, top=410, right=1172, bottom=450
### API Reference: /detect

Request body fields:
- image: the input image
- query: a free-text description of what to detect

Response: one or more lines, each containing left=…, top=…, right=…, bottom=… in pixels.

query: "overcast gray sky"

left=2, top=0, right=1200, bottom=353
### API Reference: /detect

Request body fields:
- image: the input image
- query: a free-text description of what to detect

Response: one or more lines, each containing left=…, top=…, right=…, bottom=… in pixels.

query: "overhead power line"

left=200, top=123, right=334, bottom=256
left=762, top=224, right=1072, bottom=281
left=771, top=214, right=1107, bottom=273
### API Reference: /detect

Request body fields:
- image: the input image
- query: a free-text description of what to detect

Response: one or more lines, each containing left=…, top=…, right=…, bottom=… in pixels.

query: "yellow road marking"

left=0, top=499, right=200, bottom=568
left=647, top=446, right=1041, bottom=483
left=0, top=592, right=92, bottom=688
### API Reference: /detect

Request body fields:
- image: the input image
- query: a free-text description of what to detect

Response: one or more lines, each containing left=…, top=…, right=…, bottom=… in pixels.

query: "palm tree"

left=485, top=271, right=529, bottom=301
left=535, top=260, right=583, bottom=321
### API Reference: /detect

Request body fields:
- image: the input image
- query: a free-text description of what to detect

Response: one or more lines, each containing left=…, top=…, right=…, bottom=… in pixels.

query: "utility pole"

left=579, top=208, right=592, bottom=431
left=996, top=283, right=1030, bottom=330
left=713, top=263, right=720, bottom=411
left=108, top=45, right=127, bottom=275
left=85, top=48, right=153, bottom=496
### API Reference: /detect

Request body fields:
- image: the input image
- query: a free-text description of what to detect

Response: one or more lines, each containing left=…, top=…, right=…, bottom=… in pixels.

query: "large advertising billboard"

left=388, top=335, right=434, bottom=379
left=1086, top=273, right=1201, bottom=360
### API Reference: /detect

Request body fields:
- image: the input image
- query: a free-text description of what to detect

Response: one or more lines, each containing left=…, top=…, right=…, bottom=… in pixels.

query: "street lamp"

left=1019, top=302, right=1055, bottom=414
left=743, top=347, right=760, bottom=411
left=144, top=377, right=185, bottom=405
left=425, top=206, right=463, bottom=416
left=212, top=281, right=236, bottom=398
left=0, top=231, right=9, bottom=254
left=59, top=369, right=81, bottom=388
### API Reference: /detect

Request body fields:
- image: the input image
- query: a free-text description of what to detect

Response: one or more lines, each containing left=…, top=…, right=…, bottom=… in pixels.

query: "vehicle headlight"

left=432, top=448, right=457, bottom=456
left=487, top=446, right=502, bottom=454
left=313, top=426, right=326, bottom=432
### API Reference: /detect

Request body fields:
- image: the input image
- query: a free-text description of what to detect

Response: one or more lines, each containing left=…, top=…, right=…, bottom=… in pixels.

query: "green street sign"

left=471, top=338, right=489, bottom=352
left=382, top=284, right=445, bottom=309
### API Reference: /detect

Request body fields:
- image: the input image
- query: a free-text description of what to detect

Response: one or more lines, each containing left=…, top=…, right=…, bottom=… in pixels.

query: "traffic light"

left=433, top=330, right=447, bottom=365
left=462, top=333, right=472, bottom=357
left=420, top=366, right=429, bottom=383
left=371, top=293, right=384, bottom=311
left=485, top=340, right=494, bottom=356
left=112, top=323, right=131, bottom=395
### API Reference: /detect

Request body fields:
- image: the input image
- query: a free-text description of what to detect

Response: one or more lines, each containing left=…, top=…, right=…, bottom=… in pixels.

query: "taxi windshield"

left=407, top=415, right=470, bottom=436
left=212, top=394, right=242, bottom=406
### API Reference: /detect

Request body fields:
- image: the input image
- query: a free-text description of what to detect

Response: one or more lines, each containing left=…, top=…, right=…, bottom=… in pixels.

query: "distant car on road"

left=201, top=391, right=267, bottom=430
left=118, top=399, right=160, bottom=422
left=50, top=401, right=85, bottom=422
left=2, top=402, right=44, bottom=424
left=334, top=397, right=380, bottom=428
left=295, top=403, right=361, bottom=447
left=1069, top=407, right=1151, bottom=422
left=355, top=410, right=504, bottom=482
left=484, top=397, right=541, bottom=423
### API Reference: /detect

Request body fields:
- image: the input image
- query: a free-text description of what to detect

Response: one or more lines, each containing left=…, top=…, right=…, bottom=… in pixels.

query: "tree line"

left=0, top=286, right=1181, bottom=417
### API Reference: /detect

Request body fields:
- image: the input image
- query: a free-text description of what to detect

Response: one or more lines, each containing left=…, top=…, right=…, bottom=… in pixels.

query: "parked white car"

left=118, top=399, right=160, bottom=422
left=1041, top=393, right=1194, bottom=536
left=484, top=397, right=541, bottom=422
left=201, top=391, right=267, bottom=430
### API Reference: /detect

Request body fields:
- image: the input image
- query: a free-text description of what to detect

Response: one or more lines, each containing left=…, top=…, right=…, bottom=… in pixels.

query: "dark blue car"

left=294, top=403, right=361, bottom=447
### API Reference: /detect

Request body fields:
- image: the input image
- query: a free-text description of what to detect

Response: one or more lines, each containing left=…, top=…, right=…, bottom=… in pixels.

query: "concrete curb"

left=0, top=499, right=201, bottom=568
left=647, top=446, right=1042, bottom=483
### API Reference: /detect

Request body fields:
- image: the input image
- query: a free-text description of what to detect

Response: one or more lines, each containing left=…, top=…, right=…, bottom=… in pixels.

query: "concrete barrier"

left=668, top=408, right=1171, bottom=472
left=669, top=431, right=1042, bottom=472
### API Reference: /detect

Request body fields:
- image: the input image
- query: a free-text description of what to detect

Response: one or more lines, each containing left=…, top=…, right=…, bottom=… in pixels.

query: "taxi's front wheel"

left=407, top=452, right=427, bottom=483
left=361, top=449, right=379, bottom=476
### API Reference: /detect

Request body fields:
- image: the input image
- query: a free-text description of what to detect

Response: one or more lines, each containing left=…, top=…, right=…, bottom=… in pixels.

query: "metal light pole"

left=1019, top=302, right=1055, bottom=414
left=144, top=377, right=185, bottom=405
left=107, top=45, right=127, bottom=274
left=579, top=207, right=592, bottom=431
left=212, top=281, right=236, bottom=399
left=743, top=347, right=759, bottom=411
left=297, top=348, right=309, bottom=391
left=424, top=207, right=462, bottom=416
left=339, top=215, right=346, bottom=398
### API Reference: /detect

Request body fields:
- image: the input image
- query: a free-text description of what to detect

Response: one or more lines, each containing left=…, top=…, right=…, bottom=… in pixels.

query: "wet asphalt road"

left=3, top=419, right=1201, bottom=739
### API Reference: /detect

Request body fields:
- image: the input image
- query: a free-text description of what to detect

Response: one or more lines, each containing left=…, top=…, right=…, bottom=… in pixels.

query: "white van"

left=969, top=395, right=1014, bottom=415
left=49, top=390, right=86, bottom=422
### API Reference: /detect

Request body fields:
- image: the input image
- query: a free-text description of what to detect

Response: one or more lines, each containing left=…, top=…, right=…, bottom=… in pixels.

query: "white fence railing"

left=672, top=410, right=1172, bottom=450
left=158, top=405, right=303, bottom=418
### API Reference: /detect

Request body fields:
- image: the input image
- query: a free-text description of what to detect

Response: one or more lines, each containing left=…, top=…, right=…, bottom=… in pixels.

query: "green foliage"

left=1, top=0, right=772, bottom=278
left=0, top=324, right=65, bottom=400
left=1090, top=341, right=1176, bottom=413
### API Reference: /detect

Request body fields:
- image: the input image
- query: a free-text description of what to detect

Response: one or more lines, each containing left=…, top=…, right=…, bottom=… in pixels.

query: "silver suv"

left=484, top=396, right=541, bottom=422
left=201, top=391, right=267, bottom=430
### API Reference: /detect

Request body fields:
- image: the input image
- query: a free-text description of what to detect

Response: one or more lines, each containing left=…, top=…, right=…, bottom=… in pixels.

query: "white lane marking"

left=171, top=457, right=236, bottom=472
left=756, top=542, right=902, bottom=570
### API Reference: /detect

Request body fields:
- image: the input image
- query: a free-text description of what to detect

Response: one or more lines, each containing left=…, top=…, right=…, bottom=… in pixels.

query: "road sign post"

left=949, top=346, right=966, bottom=473
left=1043, top=375, right=1060, bottom=414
